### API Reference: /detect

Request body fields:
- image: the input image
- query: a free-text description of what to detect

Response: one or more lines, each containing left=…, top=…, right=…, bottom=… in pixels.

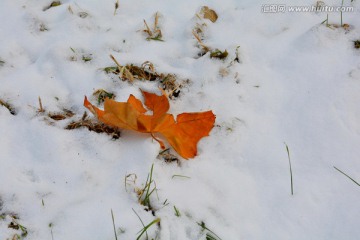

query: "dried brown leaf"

left=201, top=6, right=218, bottom=23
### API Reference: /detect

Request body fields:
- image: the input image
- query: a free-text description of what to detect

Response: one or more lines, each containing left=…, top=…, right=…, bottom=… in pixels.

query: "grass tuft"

left=143, top=12, right=163, bottom=41
left=107, top=55, right=182, bottom=99
left=138, top=164, right=157, bottom=210
left=92, top=89, right=115, bottom=104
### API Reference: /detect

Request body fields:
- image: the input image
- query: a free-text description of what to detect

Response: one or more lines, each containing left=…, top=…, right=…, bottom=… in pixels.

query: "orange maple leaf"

left=84, top=90, right=215, bottom=159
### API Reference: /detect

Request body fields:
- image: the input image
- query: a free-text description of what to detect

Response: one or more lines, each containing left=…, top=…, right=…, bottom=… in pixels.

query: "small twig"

left=334, top=166, right=360, bottom=187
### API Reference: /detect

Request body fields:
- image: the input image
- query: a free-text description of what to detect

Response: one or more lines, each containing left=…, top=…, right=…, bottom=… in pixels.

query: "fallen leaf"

left=84, top=90, right=215, bottom=159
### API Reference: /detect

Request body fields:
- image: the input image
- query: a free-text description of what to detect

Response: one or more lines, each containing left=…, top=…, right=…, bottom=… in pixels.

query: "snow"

left=1, top=0, right=360, bottom=239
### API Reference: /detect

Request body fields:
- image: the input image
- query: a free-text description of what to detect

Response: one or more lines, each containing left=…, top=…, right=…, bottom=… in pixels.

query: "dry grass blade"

left=154, top=12, right=159, bottom=31
left=158, top=148, right=179, bottom=163
left=48, top=109, right=74, bottom=121
left=66, top=114, right=121, bottom=139
left=143, top=19, right=153, bottom=37
left=38, top=96, right=45, bottom=113
left=0, top=99, right=16, bottom=115
left=192, top=30, right=210, bottom=52
left=110, top=54, right=134, bottom=81
left=48, top=114, right=67, bottom=121
left=142, top=61, right=155, bottom=73
left=110, top=54, right=123, bottom=72
left=37, top=96, right=76, bottom=121
left=104, top=58, right=183, bottom=98
left=121, top=66, right=135, bottom=82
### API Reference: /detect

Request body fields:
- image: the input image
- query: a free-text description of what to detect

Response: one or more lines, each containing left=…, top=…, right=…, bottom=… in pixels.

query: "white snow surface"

left=1, top=0, right=360, bottom=239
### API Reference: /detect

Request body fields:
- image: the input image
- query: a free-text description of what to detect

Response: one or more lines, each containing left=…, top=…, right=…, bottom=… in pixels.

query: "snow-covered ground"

left=1, top=0, right=360, bottom=239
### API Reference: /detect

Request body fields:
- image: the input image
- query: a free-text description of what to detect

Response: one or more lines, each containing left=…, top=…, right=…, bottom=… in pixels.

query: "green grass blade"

left=172, top=175, right=191, bottom=179
left=334, top=166, right=360, bottom=187
left=136, top=218, right=160, bottom=240
left=111, top=209, right=118, bottom=240
left=285, top=143, right=294, bottom=195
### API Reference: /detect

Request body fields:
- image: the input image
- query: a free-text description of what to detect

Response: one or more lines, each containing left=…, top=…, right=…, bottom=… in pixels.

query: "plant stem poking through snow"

left=143, top=12, right=163, bottom=41
left=49, top=223, right=54, bottom=240
left=114, top=0, right=119, bottom=15
left=285, top=143, right=294, bottom=195
left=333, top=166, right=360, bottom=187
left=38, top=96, right=45, bottom=113
left=111, top=209, right=118, bottom=240
left=173, top=206, right=181, bottom=217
